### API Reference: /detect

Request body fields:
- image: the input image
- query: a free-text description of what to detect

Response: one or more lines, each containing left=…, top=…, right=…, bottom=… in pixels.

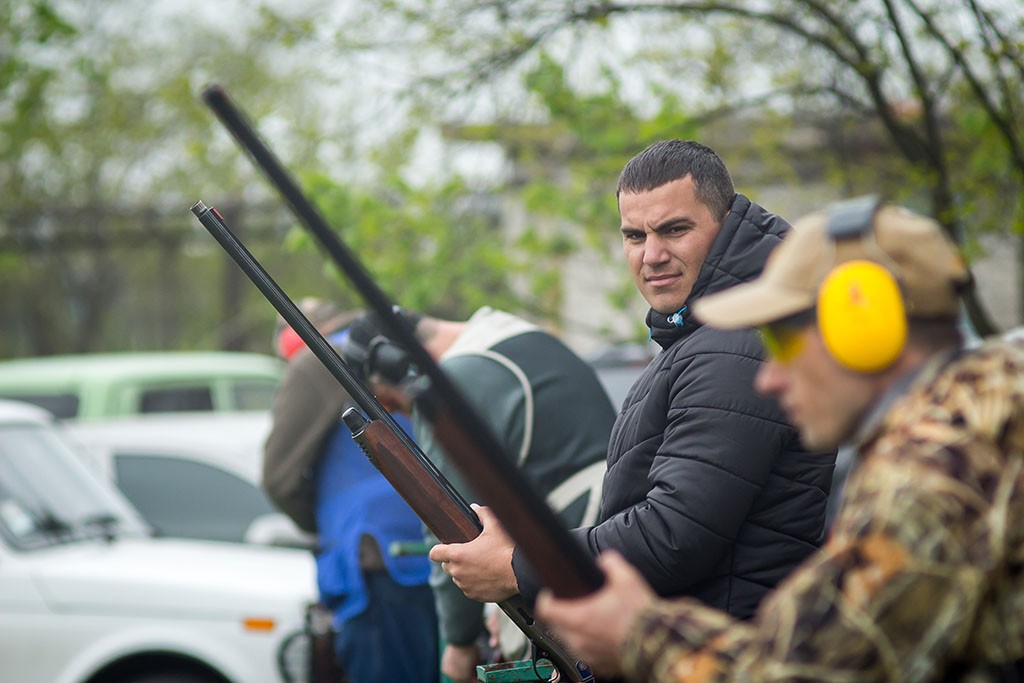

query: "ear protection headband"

left=817, top=195, right=907, bottom=373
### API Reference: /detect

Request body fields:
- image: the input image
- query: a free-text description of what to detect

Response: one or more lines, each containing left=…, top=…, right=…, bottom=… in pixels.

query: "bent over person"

left=536, top=197, right=1024, bottom=682
left=262, top=298, right=438, bottom=683
left=341, top=306, right=614, bottom=682
left=431, top=140, right=835, bottom=621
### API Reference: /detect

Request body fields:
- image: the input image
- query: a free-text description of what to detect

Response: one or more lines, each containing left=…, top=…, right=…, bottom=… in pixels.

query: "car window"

left=0, top=422, right=148, bottom=550
left=0, top=393, right=80, bottom=419
left=113, top=453, right=277, bottom=542
left=138, top=387, right=215, bottom=413
left=231, top=381, right=279, bottom=411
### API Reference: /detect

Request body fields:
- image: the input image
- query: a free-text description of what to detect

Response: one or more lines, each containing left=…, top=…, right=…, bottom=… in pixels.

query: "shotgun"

left=191, top=200, right=594, bottom=682
left=196, top=84, right=604, bottom=599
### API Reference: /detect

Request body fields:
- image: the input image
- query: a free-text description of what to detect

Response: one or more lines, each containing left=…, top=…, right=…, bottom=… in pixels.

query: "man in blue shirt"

left=263, top=298, right=438, bottom=683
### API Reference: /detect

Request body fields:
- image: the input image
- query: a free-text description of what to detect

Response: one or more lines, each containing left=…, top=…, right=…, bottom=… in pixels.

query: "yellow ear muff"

left=817, top=260, right=906, bottom=373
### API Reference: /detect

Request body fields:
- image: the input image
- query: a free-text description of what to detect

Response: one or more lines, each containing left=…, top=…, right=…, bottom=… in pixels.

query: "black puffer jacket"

left=514, top=193, right=835, bottom=619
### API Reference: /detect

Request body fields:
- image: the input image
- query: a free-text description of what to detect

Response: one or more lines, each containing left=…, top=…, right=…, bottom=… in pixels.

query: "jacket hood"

left=648, top=193, right=790, bottom=349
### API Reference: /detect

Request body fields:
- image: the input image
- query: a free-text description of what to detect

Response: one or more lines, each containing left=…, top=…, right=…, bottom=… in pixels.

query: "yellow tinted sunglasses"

left=757, top=310, right=816, bottom=364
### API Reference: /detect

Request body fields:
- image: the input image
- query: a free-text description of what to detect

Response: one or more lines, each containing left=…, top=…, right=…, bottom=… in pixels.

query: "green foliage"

left=296, top=170, right=528, bottom=322
left=0, top=1, right=345, bottom=356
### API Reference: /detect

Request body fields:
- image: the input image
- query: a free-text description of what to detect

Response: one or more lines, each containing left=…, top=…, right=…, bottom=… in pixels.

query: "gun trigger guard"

left=530, top=642, right=594, bottom=683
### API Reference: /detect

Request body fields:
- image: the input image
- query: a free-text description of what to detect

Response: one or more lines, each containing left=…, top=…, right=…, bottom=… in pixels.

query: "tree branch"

left=965, top=0, right=1021, bottom=128
left=905, top=0, right=1024, bottom=174
left=586, top=2, right=941, bottom=166
left=882, top=0, right=945, bottom=168
left=967, top=0, right=1024, bottom=83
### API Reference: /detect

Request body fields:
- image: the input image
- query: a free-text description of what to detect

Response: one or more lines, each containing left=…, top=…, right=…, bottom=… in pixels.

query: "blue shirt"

left=313, top=333, right=430, bottom=623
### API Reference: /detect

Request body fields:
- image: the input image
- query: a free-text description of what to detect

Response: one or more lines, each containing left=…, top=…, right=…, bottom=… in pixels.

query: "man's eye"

left=623, top=231, right=644, bottom=241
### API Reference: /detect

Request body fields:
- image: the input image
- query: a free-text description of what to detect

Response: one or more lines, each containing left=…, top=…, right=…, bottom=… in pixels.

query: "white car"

left=64, top=411, right=313, bottom=549
left=0, top=400, right=317, bottom=683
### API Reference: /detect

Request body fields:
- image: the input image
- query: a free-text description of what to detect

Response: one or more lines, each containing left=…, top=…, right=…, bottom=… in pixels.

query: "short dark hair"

left=617, top=140, right=735, bottom=219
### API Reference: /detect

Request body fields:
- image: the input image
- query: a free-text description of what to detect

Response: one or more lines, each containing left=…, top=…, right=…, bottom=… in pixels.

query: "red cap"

left=275, top=326, right=306, bottom=360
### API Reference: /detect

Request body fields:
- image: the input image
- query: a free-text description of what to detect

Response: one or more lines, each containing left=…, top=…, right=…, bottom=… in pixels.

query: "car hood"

left=29, top=537, right=316, bottom=618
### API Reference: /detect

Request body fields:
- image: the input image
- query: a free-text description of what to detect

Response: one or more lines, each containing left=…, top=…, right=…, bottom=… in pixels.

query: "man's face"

left=754, top=323, right=877, bottom=450
left=619, top=176, right=723, bottom=314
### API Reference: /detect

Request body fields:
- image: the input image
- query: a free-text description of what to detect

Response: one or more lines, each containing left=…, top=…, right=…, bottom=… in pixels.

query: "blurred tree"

left=328, top=0, right=1024, bottom=335
left=0, top=0, right=334, bottom=356
left=0, top=1, right=604, bottom=357
left=7, top=1, right=1018, bottom=356
left=296, top=167, right=528, bottom=321
left=249, top=4, right=648, bottom=337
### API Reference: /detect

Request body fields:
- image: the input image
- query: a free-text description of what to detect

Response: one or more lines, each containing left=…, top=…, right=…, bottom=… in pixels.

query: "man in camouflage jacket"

left=536, top=197, right=1024, bottom=682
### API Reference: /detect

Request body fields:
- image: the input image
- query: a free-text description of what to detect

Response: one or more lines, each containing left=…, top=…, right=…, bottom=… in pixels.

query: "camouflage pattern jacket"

left=622, top=340, right=1024, bottom=682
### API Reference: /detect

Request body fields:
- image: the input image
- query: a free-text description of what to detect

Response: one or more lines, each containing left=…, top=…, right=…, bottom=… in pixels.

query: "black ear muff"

left=817, top=196, right=907, bottom=373
left=340, top=314, right=418, bottom=385
left=365, top=336, right=413, bottom=385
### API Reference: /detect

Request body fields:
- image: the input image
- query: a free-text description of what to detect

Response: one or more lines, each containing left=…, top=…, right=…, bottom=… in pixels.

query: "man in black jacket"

left=431, top=140, right=835, bottom=620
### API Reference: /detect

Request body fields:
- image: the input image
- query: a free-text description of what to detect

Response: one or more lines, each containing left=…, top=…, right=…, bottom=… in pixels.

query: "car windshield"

left=0, top=421, right=150, bottom=550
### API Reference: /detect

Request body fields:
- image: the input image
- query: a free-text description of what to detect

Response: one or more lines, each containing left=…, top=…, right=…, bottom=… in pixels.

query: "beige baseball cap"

left=694, top=202, right=970, bottom=329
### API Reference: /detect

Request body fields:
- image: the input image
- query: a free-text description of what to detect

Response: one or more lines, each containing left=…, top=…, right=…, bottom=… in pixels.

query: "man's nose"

left=754, top=358, right=786, bottom=396
left=643, top=234, right=669, bottom=265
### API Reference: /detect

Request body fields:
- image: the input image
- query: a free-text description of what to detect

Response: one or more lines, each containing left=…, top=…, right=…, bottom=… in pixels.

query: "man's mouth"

left=645, top=273, right=681, bottom=287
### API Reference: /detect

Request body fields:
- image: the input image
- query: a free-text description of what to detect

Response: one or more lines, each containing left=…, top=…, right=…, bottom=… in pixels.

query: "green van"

left=0, top=352, right=285, bottom=420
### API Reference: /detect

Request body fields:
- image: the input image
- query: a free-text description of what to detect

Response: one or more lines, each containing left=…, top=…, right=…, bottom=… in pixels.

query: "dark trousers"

left=335, top=571, right=439, bottom=683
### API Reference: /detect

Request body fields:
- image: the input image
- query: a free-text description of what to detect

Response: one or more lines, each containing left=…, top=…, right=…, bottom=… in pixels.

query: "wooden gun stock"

left=343, top=410, right=480, bottom=543
left=344, top=409, right=594, bottom=683
left=424, top=404, right=601, bottom=600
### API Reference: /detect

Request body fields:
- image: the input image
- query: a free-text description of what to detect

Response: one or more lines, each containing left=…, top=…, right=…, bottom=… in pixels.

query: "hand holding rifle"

left=431, top=503, right=518, bottom=603
left=535, top=552, right=656, bottom=679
